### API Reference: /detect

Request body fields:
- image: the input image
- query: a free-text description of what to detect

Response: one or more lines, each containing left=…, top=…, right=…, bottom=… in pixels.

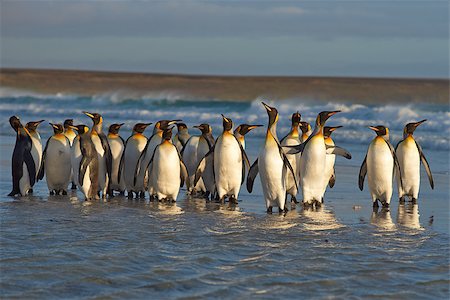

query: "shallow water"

left=0, top=92, right=449, bottom=298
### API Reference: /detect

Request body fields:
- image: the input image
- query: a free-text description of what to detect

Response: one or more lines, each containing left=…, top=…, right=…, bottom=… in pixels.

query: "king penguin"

left=38, top=123, right=72, bottom=195
left=135, top=119, right=180, bottom=199
left=233, top=124, right=262, bottom=149
left=173, top=122, right=190, bottom=153
left=83, top=111, right=112, bottom=198
left=70, top=124, right=99, bottom=201
left=395, top=120, right=433, bottom=203
left=246, top=102, right=298, bottom=213
left=323, top=126, right=343, bottom=190
left=285, top=111, right=351, bottom=207
left=147, top=127, right=189, bottom=202
left=120, top=122, right=152, bottom=198
left=280, top=112, right=302, bottom=204
left=8, top=116, right=36, bottom=196
left=107, top=123, right=126, bottom=195
left=64, top=119, right=78, bottom=189
left=359, top=125, right=402, bottom=208
left=182, top=123, right=214, bottom=197
left=25, top=120, right=44, bottom=185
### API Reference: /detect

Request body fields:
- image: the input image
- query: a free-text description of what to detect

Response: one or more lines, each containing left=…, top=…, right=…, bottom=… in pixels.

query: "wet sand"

left=1, top=68, right=448, bottom=104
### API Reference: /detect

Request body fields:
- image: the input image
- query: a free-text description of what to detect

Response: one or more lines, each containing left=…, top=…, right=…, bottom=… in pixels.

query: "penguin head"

left=176, top=122, right=188, bottom=132
left=193, top=123, right=211, bottom=135
left=316, top=111, right=340, bottom=127
left=25, top=120, right=45, bottom=133
left=108, top=123, right=124, bottom=135
left=155, top=119, right=182, bottom=132
left=70, top=124, right=89, bottom=134
left=262, top=102, right=278, bottom=127
left=83, top=111, right=103, bottom=125
left=162, top=127, right=173, bottom=141
left=291, top=111, right=301, bottom=127
left=299, top=121, right=311, bottom=134
left=50, top=123, right=64, bottom=134
left=63, top=119, right=74, bottom=129
left=221, top=114, right=233, bottom=132
left=369, top=125, right=389, bottom=137
left=9, top=116, right=22, bottom=132
left=133, top=122, right=152, bottom=134
left=404, top=119, right=426, bottom=136
left=235, top=124, right=263, bottom=136
left=323, top=126, right=342, bottom=138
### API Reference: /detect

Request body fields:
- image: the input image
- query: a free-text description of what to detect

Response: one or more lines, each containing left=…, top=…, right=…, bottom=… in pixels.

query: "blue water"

left=0, top=88, right=449, bottom=298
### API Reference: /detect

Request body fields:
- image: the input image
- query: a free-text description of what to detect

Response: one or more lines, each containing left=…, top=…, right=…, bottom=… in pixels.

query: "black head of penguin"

left=25, top=120, right=45, bottom=133
left=83, top=112, right=102, bottom=125
left=235, top=124, right=263, bottom=136
left=323, top=126, right=343, bottom=139
left=162, top=127, right=173, bottom=141
left=133, top=123, right=152, bottom=134
left=176, top=122, right=188, bottom=131
left=291, top=111, right=301, bottom=127
left=63, top=119, right=74, bottom=129
left=221, top=114, right=233, bottom=132
left=404, top=119, right=426, bottom=136
left=156, top=120, right=182, bottom=131
left=108, top=123, right=124, bottom=135
left=262, top=102, right=278, bottom=127
left=50, top=123, right=64, bottom=134
left=193, top=124, right=211, bottom=135
left=316, top=111, right=340, bottom=127
left=70, top=125, right=89, bottom=135
left=299, top=121, right=310, bottom=134
left=9, top=116, right=21, bottom=132
left=369, top=125, right=389, bottom=137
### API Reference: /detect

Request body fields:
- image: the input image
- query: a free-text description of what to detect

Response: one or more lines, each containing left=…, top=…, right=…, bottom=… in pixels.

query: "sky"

left=1, top=1, right=449, bottom=78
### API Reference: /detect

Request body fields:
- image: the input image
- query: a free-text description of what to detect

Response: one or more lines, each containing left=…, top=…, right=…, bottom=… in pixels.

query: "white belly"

left=80, top=164, right=92, bottom=199
left=259, top=140, right=286, bottom=209
left=300, top=136, right=327, bottom=204
left=367, top=139, right=394, bottom=203
left=142, top=135, right=163, bottom=193
left=151, top=146, right=181, bottom=200
left=108, top=137, right=125, bottom=190
left=30, top=135, right=42, bottom=181
left=396, top=139, right=420, bottom=198
left=45, top=137, right=71, bottom=191
left=71, top=137, right=82, bottom=186
left=124, top=136, right=147, bottom=192
left=91, top=134, right=108, bottom=192
left=214, top=134, right=242, bottom=199
left=19, top=163, right=31, bottom=195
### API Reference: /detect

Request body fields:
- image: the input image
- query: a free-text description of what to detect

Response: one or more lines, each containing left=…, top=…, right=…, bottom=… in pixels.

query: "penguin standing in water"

left=299, top=121, right=312, bottom=143
left=64, top=119, right=78, bottom=190
left=280, top=112, right=302, bottom=204
left=247, top=102, right=298, bottom=213
left=107, top=123, right=126, bottom=195
left=70, top=124, right=87, bottom=189
left=395, top=120, right=433, bottom=203
left=285, top=111, right=351, bottom=207
left=147, top=127, right=189, bottom=202
left=135, top=120, right=180, bottom=199
left=70, top=125, right=99, bottom=201
left=8, top=116, right=36, bottom=196
left=323, top=126, right=343, bottom=189
left=173, top=123, right=190, bottom=153
left=196, top=115, right=250, bottom=204
left=83, top=112, right=112, bottom=198
left=25, top=120, right=44, bottom=185
left=38, top=123, right=71, bottom=195
left=233, top=124, right=262, bottom=149
left=120, top=123, right=152, bottom=198
left=359, top=125, right=402, bottom=208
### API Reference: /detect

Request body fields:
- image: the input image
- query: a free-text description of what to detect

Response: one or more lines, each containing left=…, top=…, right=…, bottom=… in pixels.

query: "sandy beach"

left=1, top=68, right=448, bottom=104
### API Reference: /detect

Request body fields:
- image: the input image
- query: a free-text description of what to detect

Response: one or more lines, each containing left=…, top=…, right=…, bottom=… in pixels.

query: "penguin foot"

left=229, top=195, right=238, bottom=205
left=62, top=190, right=67, bottom=196
left=279, top=207, right=288, bottom=213
left=127, top=191, right=134, bottom=199
left=381, top=201, right=389, bottom=208
left=411, top=198, right=417, bottom=204
left=71, top=183, right=77, bottom=190
left=373, top=200, right=379, bottom=208
left=50, top=190, right=55, bottom=196
left=139, top=191, right=146, bottom=199
left=28, top=188, right=34, bottom=194
left=7, top=191, right=16, bottom=197
left=266, top=206, right=273, bottom=214
left=291, top=196, right=299, bottom=204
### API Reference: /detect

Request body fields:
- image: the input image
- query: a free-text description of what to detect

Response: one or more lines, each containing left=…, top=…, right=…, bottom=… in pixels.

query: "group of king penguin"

left=8, top=102, right=434, bottom=213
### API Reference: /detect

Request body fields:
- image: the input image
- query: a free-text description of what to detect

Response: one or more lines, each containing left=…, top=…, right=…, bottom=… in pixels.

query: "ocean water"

left=0, top=89, right=449, bottom=298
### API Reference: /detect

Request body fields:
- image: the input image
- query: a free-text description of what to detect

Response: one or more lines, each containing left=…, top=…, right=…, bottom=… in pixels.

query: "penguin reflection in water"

left=395, top=120, right=433, bottom=203
left=359, top=126, right=403, bottom=208
left=147, top=127, right=189, bottom=202
left=38, top=123, right=71, bottom=195
left=8, top=116, right=36, bottom=196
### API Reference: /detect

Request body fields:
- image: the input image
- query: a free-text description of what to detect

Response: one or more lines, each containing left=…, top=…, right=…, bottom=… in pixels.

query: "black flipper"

left=232, top=135, right=250, bottom=185
left=246, top=159, right=259, bottom=193
left=24, top=149, right=36, bottom=187
left=79, top=155, right=92, bottom=185
left=99, top=133, right=112, bottom=179
left=276, top=141, right=298, bottom=190
left=359, top=154, right=367, bottom=191
left=194, top=148, right=214, bottom=187
left=37, top=137, right=50, bottom=181
left=414, top=140, right=434, bottom=189
left=326, top=145, right=352, bottom=159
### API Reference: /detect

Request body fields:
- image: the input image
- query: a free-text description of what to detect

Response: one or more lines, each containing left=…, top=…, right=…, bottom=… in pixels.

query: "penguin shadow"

left=397, top=202, right=422, bottom=230
left=370, top=206, right=396, bottom=230
left=300, top=205, right=344, bottom=231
